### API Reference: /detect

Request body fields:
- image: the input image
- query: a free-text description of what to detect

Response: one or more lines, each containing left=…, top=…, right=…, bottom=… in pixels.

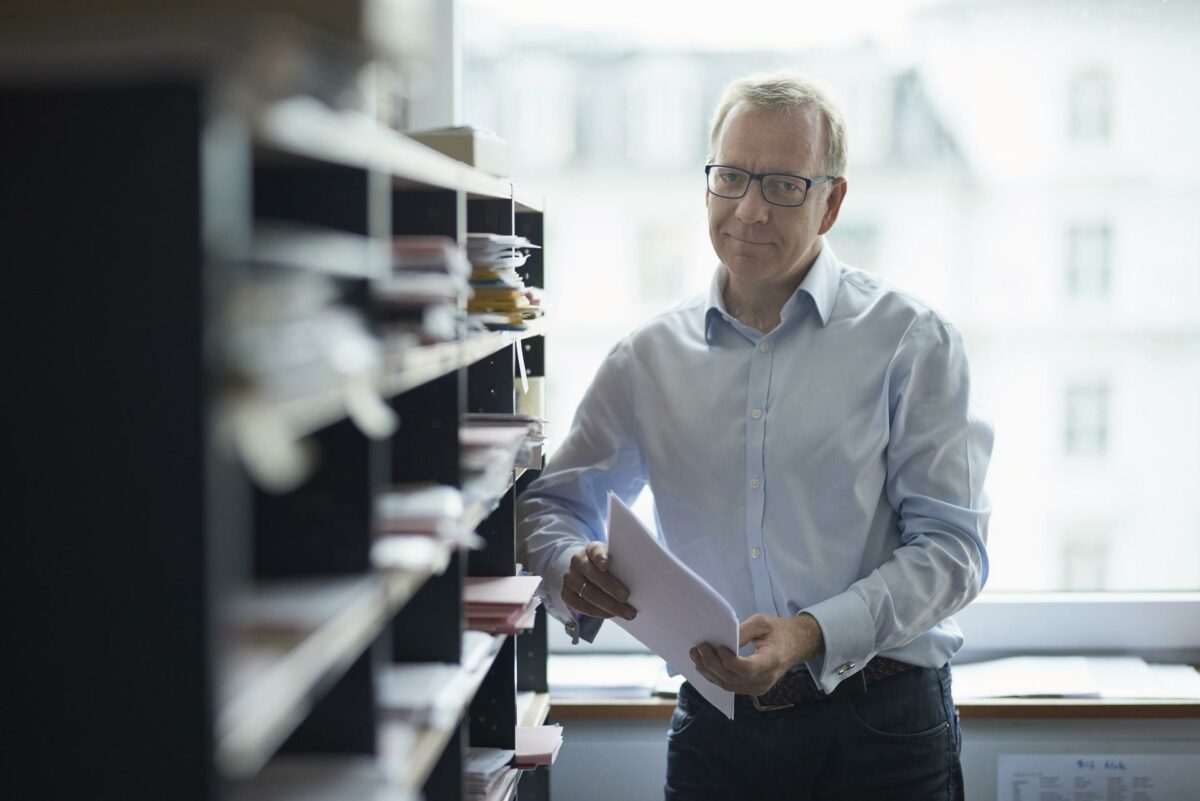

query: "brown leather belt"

left=751, top=656, right=915, bottom=711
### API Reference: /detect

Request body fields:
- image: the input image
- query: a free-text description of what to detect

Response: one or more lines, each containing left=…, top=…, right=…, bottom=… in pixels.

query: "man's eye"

left=720, top=173, right=745, bottom=184
left=774, top=180, right=800, bottom=193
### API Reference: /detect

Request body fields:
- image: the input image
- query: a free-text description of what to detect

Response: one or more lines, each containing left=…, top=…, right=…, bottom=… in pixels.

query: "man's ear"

left=818, top=178, right=848, bottom=235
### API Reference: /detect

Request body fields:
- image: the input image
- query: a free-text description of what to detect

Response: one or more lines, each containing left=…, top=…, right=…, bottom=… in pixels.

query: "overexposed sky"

left=464, top=0, right=933, bottom=51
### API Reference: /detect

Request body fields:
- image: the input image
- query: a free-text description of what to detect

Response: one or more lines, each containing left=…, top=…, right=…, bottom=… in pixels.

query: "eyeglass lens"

left=707, top=167, right=808, bottom=207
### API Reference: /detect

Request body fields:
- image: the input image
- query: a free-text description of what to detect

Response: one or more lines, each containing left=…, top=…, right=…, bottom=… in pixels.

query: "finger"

left=562, top=575, right=636, bottom=620
left=694, top=644, right=742, bottom=688
left=572, top=551, right=636, bottom=619
left=689, top=647, right=729, bottom=690
left=739, top=614, right=771, bottom=648
left=585, top=541, right=611, bottom=572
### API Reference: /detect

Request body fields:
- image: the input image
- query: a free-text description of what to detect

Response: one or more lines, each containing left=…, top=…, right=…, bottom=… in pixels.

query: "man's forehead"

left=716, top=103, right=825, bottom=167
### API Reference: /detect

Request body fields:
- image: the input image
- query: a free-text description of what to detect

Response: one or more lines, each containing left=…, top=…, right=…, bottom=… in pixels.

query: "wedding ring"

left=578, top=580, right=590, bottom=600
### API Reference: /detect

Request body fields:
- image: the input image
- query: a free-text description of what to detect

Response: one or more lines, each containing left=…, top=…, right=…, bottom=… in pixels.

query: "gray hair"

left=707, top=71, right=848, bottom=176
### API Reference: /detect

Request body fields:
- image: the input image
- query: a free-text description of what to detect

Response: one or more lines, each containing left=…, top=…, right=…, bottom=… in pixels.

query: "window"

left=1063, top=379, right=1110, bottom=458
left=1064, top=223, right=1112, bottom=299
left=1069, top=67, right=1113, bottom=144
left=465, top=0, right=1200, bottom=655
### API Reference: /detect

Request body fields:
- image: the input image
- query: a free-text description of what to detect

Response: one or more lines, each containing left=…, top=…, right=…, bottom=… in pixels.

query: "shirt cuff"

left=802, top=591, right=877, bottom=694
left=545, top=546, right=604, bottom=644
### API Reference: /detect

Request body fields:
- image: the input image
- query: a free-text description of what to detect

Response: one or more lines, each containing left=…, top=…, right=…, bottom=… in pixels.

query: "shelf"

left=518, top=692, right=553, bottom=728
left=255, top=97, right=542, bottom=211
left=237, top=755, right=415, bottom=801
left=251, top=222, right=390, bottom=281
left=379, top=633, right=508, bottom=794
left=381, top=318, right=547, bottom=399
left=217, top=570, right=440, bottom=779
left=241, top=318, right=546, bottom=443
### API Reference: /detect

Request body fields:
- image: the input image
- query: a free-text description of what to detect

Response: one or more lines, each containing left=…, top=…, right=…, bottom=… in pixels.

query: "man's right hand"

left=562, top=542, right=637, bottom=621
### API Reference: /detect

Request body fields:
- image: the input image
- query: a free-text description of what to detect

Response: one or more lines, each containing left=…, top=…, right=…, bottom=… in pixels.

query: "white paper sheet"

left=997, top=754, right=1199, bottom=801
left=606, top=493, right=738, bottom=718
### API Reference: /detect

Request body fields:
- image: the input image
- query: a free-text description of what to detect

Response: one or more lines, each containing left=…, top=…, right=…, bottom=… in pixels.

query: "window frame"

left=549, top=593, right=1200, bottom=664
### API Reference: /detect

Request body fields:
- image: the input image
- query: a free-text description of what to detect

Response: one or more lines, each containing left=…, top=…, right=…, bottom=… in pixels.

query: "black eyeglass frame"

left=704, top=164, right=838, bottom=208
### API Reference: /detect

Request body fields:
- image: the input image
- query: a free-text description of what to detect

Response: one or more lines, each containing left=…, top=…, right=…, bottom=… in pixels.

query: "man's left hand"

left=689, top=612, right=825, bottom=697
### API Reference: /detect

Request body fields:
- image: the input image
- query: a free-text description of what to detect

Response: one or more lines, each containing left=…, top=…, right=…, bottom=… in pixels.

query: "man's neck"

left=722, top=262, right=814, bottom=335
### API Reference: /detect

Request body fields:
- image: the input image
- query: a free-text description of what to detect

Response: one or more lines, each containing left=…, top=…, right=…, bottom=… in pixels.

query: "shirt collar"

left=704, top=241, right=840, bottom=343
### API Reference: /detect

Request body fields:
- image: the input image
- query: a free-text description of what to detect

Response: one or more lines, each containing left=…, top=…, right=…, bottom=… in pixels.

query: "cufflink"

left=836, top=661, right=855, bottom=675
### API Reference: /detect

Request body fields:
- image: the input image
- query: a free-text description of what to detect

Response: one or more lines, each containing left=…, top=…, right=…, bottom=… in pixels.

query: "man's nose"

left=735, top=180, right=770, bottom=224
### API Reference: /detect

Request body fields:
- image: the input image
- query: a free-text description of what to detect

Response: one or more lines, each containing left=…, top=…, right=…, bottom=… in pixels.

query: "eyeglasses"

left=705, top=164, right=836, bottom=208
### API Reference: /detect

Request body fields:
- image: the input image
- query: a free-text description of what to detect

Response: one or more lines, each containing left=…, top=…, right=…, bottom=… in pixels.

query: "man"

left=517, top=72, right=992, bottom=800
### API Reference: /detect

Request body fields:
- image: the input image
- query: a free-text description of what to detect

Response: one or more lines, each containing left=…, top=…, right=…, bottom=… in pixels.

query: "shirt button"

left=759, top=342, right=770, bottom=352
left=750, top=477, right=761, bottom=489
left=751, top=547, right=761, bottom=559
left=751, top=408, right=763, bottom=419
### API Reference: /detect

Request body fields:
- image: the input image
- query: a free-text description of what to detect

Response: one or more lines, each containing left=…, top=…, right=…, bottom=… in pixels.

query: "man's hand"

left=562, top=542, right=637, bottom=621
left=689, top=612, right=824, bottom=697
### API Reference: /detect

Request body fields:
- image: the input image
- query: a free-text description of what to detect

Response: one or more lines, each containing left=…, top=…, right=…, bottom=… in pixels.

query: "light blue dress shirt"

left=517, top=243, right=993, bottom=693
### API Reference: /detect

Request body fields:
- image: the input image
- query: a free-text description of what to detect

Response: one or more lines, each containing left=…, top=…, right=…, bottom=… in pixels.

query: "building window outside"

left=1064, top=379, right=1111, bottom=458
left=1069, top=67, right=1113, bottom=143
left=1060, top=531, right=1111, bottom=590
left=1065, top=223, right=1113, bottom=299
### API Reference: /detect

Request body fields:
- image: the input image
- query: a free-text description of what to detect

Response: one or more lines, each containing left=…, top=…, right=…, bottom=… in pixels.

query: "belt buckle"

left=751, top=694, right=795, bottom=712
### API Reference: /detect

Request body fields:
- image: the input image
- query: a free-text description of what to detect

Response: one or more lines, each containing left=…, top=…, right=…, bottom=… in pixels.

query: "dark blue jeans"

left=665, top=664, right=964, bottom=801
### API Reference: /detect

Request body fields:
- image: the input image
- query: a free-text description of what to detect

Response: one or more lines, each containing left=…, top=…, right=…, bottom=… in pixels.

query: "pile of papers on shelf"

left=465, top=575, right=543, bottom=635
left=376, top=631, right=501, bottom=729
left=514, top=725, right=563, bottom=768
left=464, top=413, right=546, bottom=470
left=378, top=236, right=472, bottom=344
left=465, top=233, right=543, bottom=332
left=371, top=484, right=483, bottom=569
left=465, top=748, right=518, bottom=801
left=219, top=272, right=395, bottom=492
left=460, top=416, right=545, bottom=517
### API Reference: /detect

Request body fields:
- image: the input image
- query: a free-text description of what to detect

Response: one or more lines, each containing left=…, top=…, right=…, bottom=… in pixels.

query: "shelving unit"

left=3, top=17, right=551, bottom=801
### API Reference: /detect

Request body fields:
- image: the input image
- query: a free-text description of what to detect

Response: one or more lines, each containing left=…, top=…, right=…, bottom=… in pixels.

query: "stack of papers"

left=372, top=483, right=478, bottom=570
left=465, top=575, right=543, bottom=634
left=463, top=413, right=546, bottom=470
left=465, top=233, right=543, bottom=331
left=514, top=725, right=563, bottom=768
left=465, top=748, right=518, bottom=800
left=378, top=236, right=471, bottom=344
left=220, top=272, right=395, bottom=490
left=952, top=656, right=1200, bottom=700
left=376, top=663, right=470, bottom=729
left=376, top=632, right=501, bottom=729
left=460, top=422, right=536, bottom=516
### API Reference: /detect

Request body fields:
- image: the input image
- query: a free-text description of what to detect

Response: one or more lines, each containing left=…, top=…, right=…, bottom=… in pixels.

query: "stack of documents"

left=951, top=656, right=1200, bottom=700
left=372, top=483, right=480, bottom=570
left=378, top=236, right=471, bottom=344
left=465, top=748, right=518, bottom=800
left=465, top=575, right=543, bottom=634
left=220, top=272, right=395, bottom=491
left=376, top=632, right=501, bottom=729
left=460, top=421, right=536, bottom=517
left=465, top=233, right=542, bottom=331
left=514, top=725, right=563, bottom=768
left=463, top=413, right=546, bottom=470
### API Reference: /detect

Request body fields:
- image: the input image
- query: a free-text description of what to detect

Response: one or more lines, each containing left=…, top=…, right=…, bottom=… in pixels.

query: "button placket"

left=746, top=335, right=775, bottom=614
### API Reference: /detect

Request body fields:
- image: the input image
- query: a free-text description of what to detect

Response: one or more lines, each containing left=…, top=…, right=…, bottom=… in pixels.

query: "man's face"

left=707, top=103, right=845, bottom=290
